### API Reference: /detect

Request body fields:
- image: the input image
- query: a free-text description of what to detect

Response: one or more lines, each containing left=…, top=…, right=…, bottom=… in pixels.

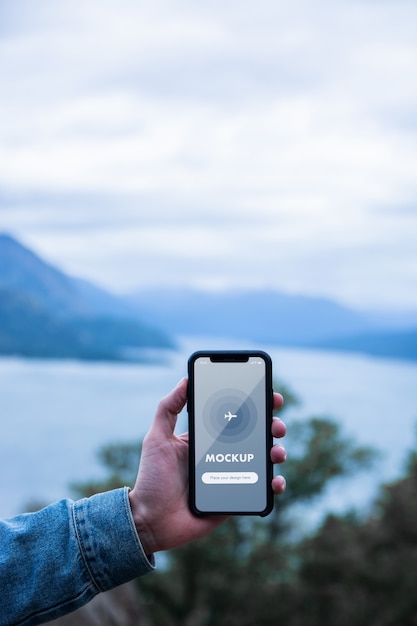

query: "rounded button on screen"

left=202, top=472, right=259, bottom=484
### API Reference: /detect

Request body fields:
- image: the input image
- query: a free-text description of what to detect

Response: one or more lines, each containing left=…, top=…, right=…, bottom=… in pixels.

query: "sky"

left=1, top=0, right=417, bottom=312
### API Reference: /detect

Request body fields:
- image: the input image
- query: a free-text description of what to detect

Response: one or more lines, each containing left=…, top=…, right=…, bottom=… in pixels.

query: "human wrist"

left=128, top=489, right=158, bottom=557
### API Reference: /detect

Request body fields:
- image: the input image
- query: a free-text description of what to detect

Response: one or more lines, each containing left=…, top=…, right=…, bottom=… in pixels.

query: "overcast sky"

left=1, top=0, right=416, bottom=311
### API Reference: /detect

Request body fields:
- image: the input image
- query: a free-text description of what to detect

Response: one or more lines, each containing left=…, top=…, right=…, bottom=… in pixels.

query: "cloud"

left=0, top=0, right=417, bottom=310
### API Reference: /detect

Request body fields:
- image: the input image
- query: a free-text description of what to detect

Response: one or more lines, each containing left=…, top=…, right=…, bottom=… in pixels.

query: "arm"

left=0, top=489, right=153, bottom=626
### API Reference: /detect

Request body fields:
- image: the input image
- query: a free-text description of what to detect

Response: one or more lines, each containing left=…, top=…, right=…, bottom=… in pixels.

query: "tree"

left=282, top=446, right=417, bottom=626
left=138, top=409, right=375, bottom=626
left=72, top=381, right=376, bottom=626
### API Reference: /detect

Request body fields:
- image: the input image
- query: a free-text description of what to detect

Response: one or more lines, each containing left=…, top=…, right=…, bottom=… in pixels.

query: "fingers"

left=272, top=393, right=285, bottom=440
left=273, top=392, right=284, bottom=411
left=271, top=443, right=286, bottom=464
left=271, top=406, right=287, bottom=495
left=153, top=385, right=283, bottom=439
left=151, top=377, right=188, bottom=438
left=151, top=380, right=287, bottom=463
left=272, top=475, right=286, bottom=495
left=272, top=416, right=286, bottom=439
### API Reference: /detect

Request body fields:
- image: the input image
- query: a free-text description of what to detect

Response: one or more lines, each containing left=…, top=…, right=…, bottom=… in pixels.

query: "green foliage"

left=289, top=458, right=417, bottom=626
left=267, top=412, right=376, bottom=540
left=282, top=416, right=376, bottom=501
left=73, top=380, right=385, bottom=626
left=140, top=517, right=290, bottom=626
left=137, top=407, right=377, bottom=626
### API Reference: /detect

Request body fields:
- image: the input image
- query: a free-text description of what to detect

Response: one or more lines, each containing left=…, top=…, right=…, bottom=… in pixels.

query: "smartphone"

left=188, top=350, right=274, bottom=516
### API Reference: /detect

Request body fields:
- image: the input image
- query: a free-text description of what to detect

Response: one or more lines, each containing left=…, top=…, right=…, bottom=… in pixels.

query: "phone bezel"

left=187, top=350, right=274, bottom=517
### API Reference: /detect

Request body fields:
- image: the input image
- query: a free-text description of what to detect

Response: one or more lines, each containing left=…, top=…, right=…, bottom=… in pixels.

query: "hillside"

left=0, top=233, right=141, bottom=319
left=0, top=234, right=174, bottom=361
left=127, top=287, right=377, bottom=345
left=316, top=327, right=417, bottom=362
left=128, top=288, right=417, bottom=362
left=0, top=289, right=118, bottom=360
left=1, top=233, right=416, bottom=363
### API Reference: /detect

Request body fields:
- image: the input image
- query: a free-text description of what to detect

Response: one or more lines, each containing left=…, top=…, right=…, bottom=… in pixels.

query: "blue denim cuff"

left=73, top=487, right=155, bottom=592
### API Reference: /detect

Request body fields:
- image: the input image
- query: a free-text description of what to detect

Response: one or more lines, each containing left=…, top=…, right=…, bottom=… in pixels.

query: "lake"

left=1, top=336, right=416, bottom=521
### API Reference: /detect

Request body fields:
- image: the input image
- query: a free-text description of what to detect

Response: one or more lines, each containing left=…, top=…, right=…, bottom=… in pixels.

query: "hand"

left=129, top=378, right=286, bottom=556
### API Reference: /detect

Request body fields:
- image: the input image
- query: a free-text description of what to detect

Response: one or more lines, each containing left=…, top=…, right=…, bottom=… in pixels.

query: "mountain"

left=0, top=234, right=174, bottom=361
left=127, top=287, right=417, bottom=362
left=0, top=289, right=117, bottom=360
left=0, top=233, right=139, bottom=319
left=127, top=287, right=377, bottom=344
left=1, top=233, right=416, bottom=363
left=315, top=327, right=417, bottom=362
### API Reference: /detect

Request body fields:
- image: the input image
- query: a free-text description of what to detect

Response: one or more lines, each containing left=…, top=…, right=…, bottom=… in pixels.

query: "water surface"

left=1, top=338, right=416, bottom=520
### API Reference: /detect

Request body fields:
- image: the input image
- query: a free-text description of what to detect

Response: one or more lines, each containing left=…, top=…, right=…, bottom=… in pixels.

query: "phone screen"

left=188, top=351, right=273, bottom=516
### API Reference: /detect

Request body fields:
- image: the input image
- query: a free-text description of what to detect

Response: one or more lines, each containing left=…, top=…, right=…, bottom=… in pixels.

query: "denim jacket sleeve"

left=0, top=487, right=155, bottom=626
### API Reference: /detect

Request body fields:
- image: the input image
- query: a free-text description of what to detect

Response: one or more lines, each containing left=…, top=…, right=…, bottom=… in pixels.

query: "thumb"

left=150, top=377, right=188, bottom=438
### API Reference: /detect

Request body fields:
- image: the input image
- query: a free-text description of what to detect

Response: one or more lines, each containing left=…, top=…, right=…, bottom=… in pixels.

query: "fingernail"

left=275, top=444, right=287, bottom=461
left=277, top=475, right=286, bottom=490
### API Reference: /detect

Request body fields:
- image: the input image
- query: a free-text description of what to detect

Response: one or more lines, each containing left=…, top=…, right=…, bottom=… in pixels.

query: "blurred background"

left=1, top=1, right=417, bottom=623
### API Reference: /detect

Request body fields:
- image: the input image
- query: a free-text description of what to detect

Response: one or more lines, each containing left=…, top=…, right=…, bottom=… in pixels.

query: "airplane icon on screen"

left=224, top=411, right=238, bottom=422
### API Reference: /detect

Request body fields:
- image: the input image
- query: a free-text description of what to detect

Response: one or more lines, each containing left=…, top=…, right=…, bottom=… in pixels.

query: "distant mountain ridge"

left=0, top=234, right=174, bottom=361
left=0, top=233, right=139, bottom=319
left=316, top=327, right=417, bottom=362
left=1, top=233, right=416, bottom=362
left=127, top=288, right=417, bottom=362
left=127, top=288, right=376, bottom=345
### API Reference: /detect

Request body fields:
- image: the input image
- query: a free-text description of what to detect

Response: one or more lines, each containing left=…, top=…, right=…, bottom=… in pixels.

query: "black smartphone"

left=187, top=350, right=274, bottom=516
